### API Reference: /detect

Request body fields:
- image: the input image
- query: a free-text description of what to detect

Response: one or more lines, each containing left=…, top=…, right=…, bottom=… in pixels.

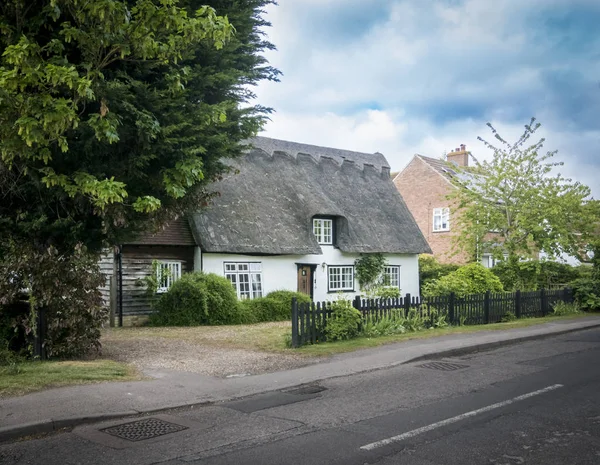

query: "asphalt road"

left=2, top=328, right=599, bottom=465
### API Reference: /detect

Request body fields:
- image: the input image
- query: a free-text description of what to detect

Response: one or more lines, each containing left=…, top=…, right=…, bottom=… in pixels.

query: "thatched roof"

left=189, top=137, right=431, bottom=255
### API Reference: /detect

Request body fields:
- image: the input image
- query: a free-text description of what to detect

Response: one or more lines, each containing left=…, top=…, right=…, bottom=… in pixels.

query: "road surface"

left=1, top=328, right=599, bottom=464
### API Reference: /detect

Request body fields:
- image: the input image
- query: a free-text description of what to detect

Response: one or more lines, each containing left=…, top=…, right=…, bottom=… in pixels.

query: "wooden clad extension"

left=119, top=245, right=195, bottom=315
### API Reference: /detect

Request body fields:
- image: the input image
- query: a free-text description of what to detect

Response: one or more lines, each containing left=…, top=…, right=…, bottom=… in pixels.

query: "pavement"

left=1, top=315, right=600, bottom=443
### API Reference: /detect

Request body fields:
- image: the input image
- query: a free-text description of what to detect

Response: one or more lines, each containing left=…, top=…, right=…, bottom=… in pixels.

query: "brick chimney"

left=447, top=145, right=469, bottom=167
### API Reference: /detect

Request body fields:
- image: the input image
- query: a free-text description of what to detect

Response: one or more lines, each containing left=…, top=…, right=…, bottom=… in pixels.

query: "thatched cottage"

left=101, top=137, right=431, bottom=323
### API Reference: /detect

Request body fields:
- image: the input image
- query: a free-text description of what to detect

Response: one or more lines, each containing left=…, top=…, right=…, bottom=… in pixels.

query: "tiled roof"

left=128, top=216, right=196, bottom=246
left=416, top=154, right=459, bottom=180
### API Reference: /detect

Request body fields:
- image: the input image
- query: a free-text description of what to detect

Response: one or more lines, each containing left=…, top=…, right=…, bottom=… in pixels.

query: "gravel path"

left=102, top=335, right=321, bottom=378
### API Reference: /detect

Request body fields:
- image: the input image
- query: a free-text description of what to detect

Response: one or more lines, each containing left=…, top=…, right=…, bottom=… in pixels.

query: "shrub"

left=266, top=290, right=311, bottom=320
left=419, top=255, right=460, bottom=291
left=552, top=301, right=581, bottom=316
left=570, top=277, right=600, bottom=311
left=404, top=309, right=426, bottom=332
left=1, top=243, right=107, bottom=359
left=423, top=263, right=504, bottom=297
left=150, top=272, right=242, bottom=326
left=0, top=299, right=29, bottom=354
left=325, top=298, right=362, bottom=341
left=237, top=291, right=311, bottom=324
left=150, top=273, right=209, bottom=326
left=492, top=260, right=583, bottom=291
left=239, top=297, right=278, bottom=323
left=361, top=310, right=406, bottom=338
left=376, top=286, right=401, bottom=300
left=201, top=273, right=242, bottom=325
left=501, top=311, right=517, bottom=322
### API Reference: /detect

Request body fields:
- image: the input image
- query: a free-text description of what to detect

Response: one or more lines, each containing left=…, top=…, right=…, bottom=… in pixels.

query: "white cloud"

left=254, top=0, right=600, bottom=197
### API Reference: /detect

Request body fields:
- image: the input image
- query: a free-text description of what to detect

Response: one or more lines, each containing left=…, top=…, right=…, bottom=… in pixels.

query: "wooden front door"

left=297, top=265, right=313, bottom=298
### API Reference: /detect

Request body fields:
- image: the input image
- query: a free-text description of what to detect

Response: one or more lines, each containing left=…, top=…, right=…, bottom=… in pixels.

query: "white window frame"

left=313, top=218, right=333, bottom=245
left=328, top=265, right=354, bottom=292
left=433, top=207, right=450, bottom=232
left=224, top=262, right=263, bottom=299
left=382, top=265, right=400, bottom=288
left=156, top=261, right=182, bottom=293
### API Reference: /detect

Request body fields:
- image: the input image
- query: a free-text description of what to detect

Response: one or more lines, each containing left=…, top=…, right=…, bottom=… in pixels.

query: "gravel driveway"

left=101, top=324, right=323, bottom=378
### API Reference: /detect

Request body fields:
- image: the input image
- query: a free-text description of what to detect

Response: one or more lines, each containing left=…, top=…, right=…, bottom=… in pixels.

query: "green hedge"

left=239, top=291, right=311, bottom=324
left=419, top=255, right=460, bottom=291
left=492, top=260, right=583, bottom=291
left=149, top=272, right=240, bottom=326
left=423, top=263, right=504, bottom=297
left=150, top=277, right=312, bottom=326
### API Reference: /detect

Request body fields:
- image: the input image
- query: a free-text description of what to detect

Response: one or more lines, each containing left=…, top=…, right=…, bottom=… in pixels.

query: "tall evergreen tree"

left=0, top=0, right=279, bottom=355
left=0, top=0, right=279, bottom=251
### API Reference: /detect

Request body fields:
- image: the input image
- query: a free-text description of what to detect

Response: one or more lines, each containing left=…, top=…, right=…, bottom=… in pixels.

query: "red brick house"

left=393, top=145, right=476, bottom=265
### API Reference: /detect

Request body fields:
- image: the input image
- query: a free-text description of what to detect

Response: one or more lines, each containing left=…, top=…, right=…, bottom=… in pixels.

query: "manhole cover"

left=417, top=361, right=469, bottom=371
left=101, top=418, right=188, bottom=442
left=286, top=384, right=328, bottom=395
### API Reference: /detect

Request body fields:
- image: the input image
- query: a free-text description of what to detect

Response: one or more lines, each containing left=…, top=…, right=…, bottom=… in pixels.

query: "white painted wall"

left=198, top=245, right=421, bottom=301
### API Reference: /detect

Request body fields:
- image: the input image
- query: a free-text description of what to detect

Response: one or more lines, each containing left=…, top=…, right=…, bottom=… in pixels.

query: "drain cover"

left=286, top=384, right=328, bottom=395
left=101, top=418, right=188, bottom=442
left=417, top=361, right=469, bottom=371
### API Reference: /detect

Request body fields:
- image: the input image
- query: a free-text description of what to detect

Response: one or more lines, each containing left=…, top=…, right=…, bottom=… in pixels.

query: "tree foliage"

left=450, top=118, right=596, bottom=269
left=0, top=0, right=279, bottom=251
left=422, top=263, right=504, bottom=297
left=0, top=242, right=107, bottom=358
left=0, top=0, right=279, bottom=356
left=418, top=255, right=459, bottom=292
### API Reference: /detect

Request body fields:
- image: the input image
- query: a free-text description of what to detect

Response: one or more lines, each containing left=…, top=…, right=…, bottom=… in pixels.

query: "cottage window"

left=433, top=207, right=450, bottom=232
left=328, top=266, right=354, bottom=292
left=156, top=261, right=182, bottom=293
left=224, top=262, right=263, bottom=299
left=383, top=266, right=400, bottom=288
left=313, top=218, right=333, bottom=245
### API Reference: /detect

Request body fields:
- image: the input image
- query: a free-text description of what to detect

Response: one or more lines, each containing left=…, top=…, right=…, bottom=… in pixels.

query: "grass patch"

left=103, top=321, right=292, bottom=353
left=0, top=359, right=140, bottom=398
left=297, top=313, right=592, bottom=356
left=102, top=314, right=595, bottom=359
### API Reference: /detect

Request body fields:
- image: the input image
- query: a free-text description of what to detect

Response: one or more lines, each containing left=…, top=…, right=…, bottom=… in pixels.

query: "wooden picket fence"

left=290, top=287, right=573, bottom=348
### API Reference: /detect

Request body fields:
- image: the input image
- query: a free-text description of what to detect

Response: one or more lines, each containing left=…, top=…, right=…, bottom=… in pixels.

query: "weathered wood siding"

left=98, top=249, right=115, bottom=309
left=120, top=245, right=195, bottom=315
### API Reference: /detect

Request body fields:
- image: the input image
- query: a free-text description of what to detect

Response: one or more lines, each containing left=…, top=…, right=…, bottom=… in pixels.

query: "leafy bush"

left=1, top=243, right=107, bottom=359
left=404, top=309, right=426, bottom=332
left=325, top=298, right=362, bottom=341
left=419, top=255, right=460, bottom=291
left=427, top=308, right=449, bottom=328
left=570, top=277, right=600, bottom=311
left=266, top=290, right=311, bottom=320
left=0, top=346, right=24, bottom=374
left=238, top=297, right=279, bottom=323
left=361, top=310, right=406, bottom=338
left=423, top=263, right=504, bottom=297
left=0, top=299, right=29, bottom=354
left=552, top=301, right=581, bottom=316
left=150, top=273, right=209, bottom=326
left=238, top=291, right=311, bottom=324
left=572, top=278, right=600, bottom=310
left=150, top=272, right=241, bottom=326
left=501, top=311, right=517, bottom=322
left=201, top=273, right=242, bottom=325
left=376, top=287, right=401, bottom=299
left=492, top=260, right=583, bottom=291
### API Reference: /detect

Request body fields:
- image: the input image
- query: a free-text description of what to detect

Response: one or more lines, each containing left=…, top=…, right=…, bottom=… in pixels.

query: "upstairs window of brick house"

left=313, top=218, right=333, bottom=244
left=433, top=208, right=450, bottom=232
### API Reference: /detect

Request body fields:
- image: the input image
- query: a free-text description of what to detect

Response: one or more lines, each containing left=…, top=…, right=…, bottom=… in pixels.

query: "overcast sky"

left=253, top=0, right=600, bottom=197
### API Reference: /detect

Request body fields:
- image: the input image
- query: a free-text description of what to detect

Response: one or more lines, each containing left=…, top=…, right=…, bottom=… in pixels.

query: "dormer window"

left=313, top=218, right=333, bottom=245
